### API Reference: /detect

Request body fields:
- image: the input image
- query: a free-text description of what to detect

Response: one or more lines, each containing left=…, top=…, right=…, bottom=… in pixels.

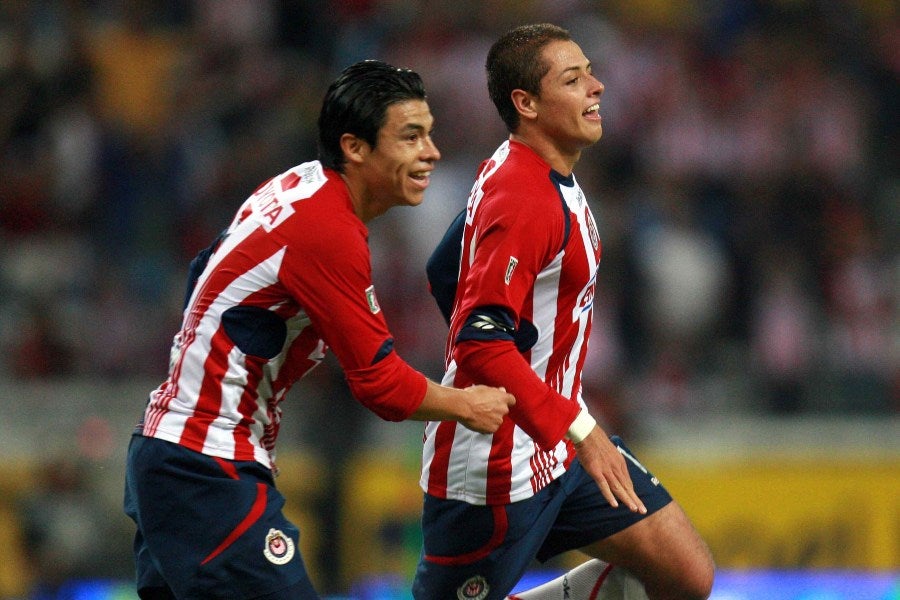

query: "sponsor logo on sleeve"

left=504, top=256, right=519, bottom=285
left=365, top=285, right=381, bottom=314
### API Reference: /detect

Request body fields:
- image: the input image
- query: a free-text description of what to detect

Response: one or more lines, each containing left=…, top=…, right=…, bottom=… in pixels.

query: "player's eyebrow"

left=557, top=60, right=592, bottom=79
left=398, top=120, right=435, bottom=137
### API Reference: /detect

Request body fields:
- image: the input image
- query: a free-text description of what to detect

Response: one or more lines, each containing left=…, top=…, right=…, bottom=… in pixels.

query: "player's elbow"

left=344, top=352, right=428, bottom=422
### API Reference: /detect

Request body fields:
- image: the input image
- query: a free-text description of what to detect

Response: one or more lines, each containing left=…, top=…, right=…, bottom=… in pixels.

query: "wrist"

left=566, top=409, right=596, bottom=444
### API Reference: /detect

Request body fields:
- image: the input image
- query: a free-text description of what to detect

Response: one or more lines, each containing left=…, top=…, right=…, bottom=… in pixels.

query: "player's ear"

left=340, top=133, right=369, bottom=165
left=511, top=89, right=538, bottom=122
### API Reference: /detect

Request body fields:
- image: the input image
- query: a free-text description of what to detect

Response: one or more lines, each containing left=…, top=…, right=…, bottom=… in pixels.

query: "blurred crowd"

left=0, top=0, right=897, bottom=596
left=0, top=0, right=897, bottom=429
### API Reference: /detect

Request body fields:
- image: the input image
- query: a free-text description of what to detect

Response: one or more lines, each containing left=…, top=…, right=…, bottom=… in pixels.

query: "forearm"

left=455, top=339, right=579, bottom=448
left=410, top=379, right=514, bottom=434
left=408, top=379, right=473, bottom=423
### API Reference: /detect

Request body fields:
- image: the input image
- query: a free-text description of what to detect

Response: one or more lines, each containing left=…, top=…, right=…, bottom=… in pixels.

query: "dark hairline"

left=486, top=23, right=573, bottom=133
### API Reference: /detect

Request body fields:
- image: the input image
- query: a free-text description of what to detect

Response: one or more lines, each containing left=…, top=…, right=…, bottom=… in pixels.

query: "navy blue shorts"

left=123, top=435, right=319, bottom=599
left=412, top=436, right=672, bottom=600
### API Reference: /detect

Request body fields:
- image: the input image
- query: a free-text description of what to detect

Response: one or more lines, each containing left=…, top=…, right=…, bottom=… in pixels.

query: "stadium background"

left=0, top=0, right=896, bottom=598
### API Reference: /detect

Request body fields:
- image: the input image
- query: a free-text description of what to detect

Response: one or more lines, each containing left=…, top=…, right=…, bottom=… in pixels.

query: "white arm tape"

left=566, top=409, right=597, bottom=444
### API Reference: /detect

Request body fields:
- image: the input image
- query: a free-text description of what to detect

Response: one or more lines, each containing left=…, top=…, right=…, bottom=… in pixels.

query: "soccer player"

left=414, top=24, right=715, bottom=600
left=123, top=60, right=515, bottom=600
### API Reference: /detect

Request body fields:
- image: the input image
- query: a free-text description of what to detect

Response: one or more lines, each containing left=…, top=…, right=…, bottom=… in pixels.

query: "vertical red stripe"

left=148, top=259, right=227, bottom=434
left=571, top=311, right=592, bottom=402
left=233, top=356, right=265, bottom=461
left=485, top=418, right=515, bottom=503
left=179, top=327, right=233, bottom=451
left=426, top=421, right=456, bottom=495
left=231, top=288, right=300, bottom=461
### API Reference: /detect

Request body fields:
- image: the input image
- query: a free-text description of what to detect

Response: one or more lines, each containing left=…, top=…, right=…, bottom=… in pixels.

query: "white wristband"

left=566, top=409, right=596, bottom=444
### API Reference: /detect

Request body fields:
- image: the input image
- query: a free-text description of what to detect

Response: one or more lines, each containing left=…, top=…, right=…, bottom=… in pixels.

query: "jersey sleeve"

left=453, top=175, right=577, bottom=449
left=279, top=213, right=426, bottom=421
left=456, top=339, right=578, bottom=449
left=461, top=182, right=563, bottom=315
left=426, top=208, right=466, bottom=327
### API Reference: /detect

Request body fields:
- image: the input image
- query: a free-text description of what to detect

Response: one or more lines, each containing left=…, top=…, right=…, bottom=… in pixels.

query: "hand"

left=459, top=385, right=515, bottom=434
left=575, top=428, right=647, bottom=514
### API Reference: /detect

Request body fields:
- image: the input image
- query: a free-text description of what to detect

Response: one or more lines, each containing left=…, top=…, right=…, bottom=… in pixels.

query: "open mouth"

left=409, top=170, right=432, bottom=189
left=583, top=103, right=600, bottom=117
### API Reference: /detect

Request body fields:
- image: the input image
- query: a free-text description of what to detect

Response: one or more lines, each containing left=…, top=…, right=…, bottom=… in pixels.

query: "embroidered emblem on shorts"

left=457, top=575, right=490, bottom=600
left=263, top=528, right=295, bottom=565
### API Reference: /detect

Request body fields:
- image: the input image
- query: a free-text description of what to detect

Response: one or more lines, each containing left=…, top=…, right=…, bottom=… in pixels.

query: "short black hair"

left=317, top=60, right=427, bottom=172
left=486, top=23, right=572, bottom=133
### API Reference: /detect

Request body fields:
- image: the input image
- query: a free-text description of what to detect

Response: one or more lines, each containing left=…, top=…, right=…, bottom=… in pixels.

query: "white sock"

left=507, top=559, right=648, bottom=600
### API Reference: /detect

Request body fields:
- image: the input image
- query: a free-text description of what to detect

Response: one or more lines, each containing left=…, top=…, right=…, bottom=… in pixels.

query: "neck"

left=339, top=172, right=387, bottom=223
left=509, top=132, right=579, bottom=176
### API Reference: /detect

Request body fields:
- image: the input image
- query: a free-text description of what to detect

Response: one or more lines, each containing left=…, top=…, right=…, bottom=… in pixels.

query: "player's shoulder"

left=241, top=162, right=362, bottom=257
left=487, top=141, right=559, bottom=194
left=272, top=163, right=355, bottom=221
left=477, top=142, right=565, bottom=219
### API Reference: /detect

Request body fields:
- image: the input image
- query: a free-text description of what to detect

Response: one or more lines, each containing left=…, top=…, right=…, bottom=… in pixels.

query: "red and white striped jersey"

left=139, top=161, right=426, bottom=470
left=420, top=140, right=602, bottom=505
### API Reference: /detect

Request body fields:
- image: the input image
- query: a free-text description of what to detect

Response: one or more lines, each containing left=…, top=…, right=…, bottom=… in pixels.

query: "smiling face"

left=353, top=99, right=441, bottom=219
left=530, top=39, right=604, bottom=159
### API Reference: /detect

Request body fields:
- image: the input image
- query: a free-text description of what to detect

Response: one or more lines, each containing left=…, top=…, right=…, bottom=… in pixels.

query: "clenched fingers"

left=463, top=385, right=515, bottom=433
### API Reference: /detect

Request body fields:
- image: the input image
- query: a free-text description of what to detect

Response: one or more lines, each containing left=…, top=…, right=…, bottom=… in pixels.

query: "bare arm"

left=408, top=379, right=515, bottom=434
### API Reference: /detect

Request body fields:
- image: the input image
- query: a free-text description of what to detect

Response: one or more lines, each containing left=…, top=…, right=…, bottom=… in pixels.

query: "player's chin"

left=402, top=189, right=427, bottom=207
